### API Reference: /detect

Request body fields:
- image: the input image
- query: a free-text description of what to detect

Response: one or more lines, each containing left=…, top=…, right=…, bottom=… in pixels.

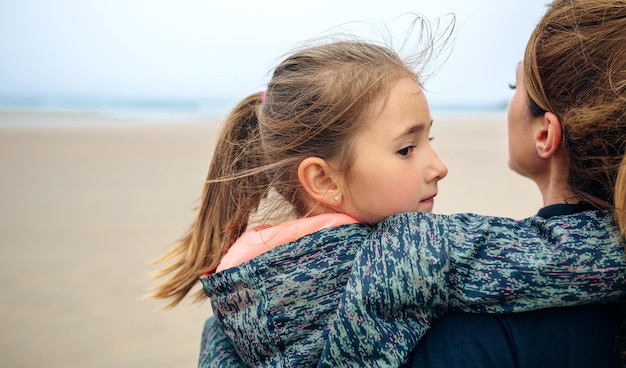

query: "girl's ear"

left=535, top=112, right=563, bottom=158
left=297, top=157, right=342, bottom=208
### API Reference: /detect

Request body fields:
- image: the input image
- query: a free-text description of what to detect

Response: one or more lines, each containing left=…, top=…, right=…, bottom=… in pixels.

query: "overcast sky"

left=0, top=0, right=549, bottom=108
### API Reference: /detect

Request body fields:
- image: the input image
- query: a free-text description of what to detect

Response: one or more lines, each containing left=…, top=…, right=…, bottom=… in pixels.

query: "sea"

left=0, top=95, right=508, bottom=127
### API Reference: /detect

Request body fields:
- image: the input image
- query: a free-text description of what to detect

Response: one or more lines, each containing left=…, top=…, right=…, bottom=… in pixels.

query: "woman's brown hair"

left=523, top=0, right=626, bottom=237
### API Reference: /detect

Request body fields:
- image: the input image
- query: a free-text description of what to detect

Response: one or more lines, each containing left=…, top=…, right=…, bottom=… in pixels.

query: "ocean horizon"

left=0, top=95, right=508, bottom=127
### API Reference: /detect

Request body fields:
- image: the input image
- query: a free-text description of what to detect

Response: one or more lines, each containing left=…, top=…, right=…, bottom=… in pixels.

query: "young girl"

left=151, top=37, right=626, bottom=366
left=152, top=38, right=448, bottom=305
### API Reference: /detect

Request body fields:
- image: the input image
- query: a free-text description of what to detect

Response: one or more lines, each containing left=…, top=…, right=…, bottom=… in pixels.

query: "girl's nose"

left=430, top=151, right=448, bottom=182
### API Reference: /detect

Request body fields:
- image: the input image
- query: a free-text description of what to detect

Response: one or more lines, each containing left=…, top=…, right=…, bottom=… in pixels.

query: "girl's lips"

left=421, top=193, right=437, bottom=203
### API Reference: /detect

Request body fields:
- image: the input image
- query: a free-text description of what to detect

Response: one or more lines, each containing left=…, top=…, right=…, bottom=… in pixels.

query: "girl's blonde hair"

left=151, top=18, right=454, bottom=308
left=523, top=0, right=626, bottom=237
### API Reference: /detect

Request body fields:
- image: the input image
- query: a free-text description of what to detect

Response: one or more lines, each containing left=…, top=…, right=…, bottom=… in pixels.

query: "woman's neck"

left=536, top=169, right=579, bottom=207
left=534, top=153, right=580, bottom=206
left=541, top=188, right=581, bottom=207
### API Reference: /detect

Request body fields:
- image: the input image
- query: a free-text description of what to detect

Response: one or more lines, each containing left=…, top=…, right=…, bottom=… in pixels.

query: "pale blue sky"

left=0, top=0, right=549, bottom=110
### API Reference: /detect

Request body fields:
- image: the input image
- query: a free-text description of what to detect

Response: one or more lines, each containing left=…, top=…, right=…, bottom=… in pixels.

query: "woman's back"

left=411, top=303, right=622, bottom=368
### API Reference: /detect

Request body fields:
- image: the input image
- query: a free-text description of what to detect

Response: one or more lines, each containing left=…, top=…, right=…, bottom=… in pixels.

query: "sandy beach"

left=0, top=110, right=541, bottom=367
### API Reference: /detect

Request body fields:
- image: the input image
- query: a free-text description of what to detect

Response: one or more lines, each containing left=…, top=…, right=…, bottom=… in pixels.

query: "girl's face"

left=341, top=76, right=448, bottom=224
left=507, top=64, right=542, bottom=179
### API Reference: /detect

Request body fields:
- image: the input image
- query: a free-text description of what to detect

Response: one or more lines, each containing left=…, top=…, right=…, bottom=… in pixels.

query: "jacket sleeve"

left=198, top=317, right=247, bottom=368
left=318, top=211, right=626, bottom=367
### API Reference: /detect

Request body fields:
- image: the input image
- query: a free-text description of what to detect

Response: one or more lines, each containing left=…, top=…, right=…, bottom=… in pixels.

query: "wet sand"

left=0, top=111, right=541, bottom=367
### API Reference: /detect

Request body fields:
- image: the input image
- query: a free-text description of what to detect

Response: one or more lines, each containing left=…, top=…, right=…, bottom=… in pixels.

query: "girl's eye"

left=397, top=146, right=415, bottom=156
left=508, top=83, right=516, bottom=90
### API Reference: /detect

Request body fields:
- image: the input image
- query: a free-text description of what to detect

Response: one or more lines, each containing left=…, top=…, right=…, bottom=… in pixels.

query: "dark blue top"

left=409, top=204, right=624, bottom=368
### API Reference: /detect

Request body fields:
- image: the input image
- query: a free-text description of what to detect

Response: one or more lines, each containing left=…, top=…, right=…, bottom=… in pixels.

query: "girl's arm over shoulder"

left=448, top=210, right=626, bottom=312
left=318, top=211, right=626, bottom=367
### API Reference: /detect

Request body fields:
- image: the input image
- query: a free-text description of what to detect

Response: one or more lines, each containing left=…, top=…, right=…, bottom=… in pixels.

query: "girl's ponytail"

left=151, top=92, right=268, bottom=308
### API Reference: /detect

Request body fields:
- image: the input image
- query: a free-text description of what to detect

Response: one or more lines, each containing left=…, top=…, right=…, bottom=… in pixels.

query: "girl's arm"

left=318, top=211, right=626, bottom=367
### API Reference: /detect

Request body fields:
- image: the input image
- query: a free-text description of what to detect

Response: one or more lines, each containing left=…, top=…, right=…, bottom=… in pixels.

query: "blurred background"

left=0, top=0, right=548, bottom=120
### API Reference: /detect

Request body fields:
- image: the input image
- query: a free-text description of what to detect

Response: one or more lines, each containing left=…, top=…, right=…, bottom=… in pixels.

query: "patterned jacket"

left=199, top=210, right=626, bottom=367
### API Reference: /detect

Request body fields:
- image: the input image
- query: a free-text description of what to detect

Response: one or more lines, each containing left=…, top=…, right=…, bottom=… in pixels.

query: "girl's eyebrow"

left=394, top=120, right=433, bottom=141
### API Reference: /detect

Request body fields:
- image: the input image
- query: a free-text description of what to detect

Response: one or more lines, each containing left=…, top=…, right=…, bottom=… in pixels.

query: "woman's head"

left=520, top=0, right=626, bottom=209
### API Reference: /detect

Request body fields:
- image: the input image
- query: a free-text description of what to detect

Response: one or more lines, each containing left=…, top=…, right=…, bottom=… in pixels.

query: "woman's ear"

left=297, top=157, right=342, bottom=207
left=535, top=112, right=563, bottom=158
